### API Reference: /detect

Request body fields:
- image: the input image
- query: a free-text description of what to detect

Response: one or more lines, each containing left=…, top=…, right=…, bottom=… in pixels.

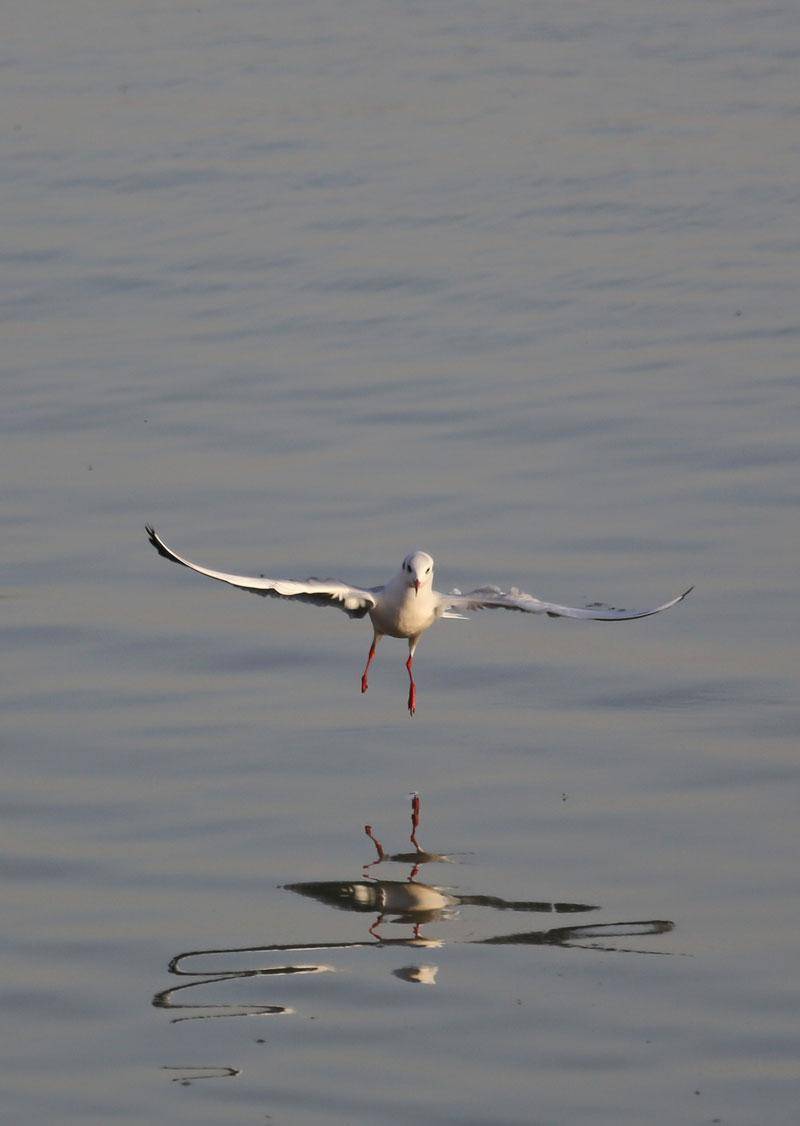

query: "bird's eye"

left=425, top=567, right=431, bottom=574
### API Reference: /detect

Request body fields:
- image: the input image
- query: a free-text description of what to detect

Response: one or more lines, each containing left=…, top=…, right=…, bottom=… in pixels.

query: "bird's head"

left=402, top=551, right=434, bottom=596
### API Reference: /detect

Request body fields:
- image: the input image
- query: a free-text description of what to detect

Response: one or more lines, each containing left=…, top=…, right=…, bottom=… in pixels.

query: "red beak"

left=413, top=579, right=420, bottom=596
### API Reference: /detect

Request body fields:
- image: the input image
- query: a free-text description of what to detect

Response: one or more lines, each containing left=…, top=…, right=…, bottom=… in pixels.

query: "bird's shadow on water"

left=153, top=795, right=676, bottom=1082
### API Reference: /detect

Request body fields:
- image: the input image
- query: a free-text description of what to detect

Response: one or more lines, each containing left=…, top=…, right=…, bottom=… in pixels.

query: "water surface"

left=2, top=1, right=799, bottom=1123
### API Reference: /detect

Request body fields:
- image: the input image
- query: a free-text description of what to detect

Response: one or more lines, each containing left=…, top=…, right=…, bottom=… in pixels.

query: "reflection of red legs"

left=364, top=824, right=385, bottom=862
left=361, top=633, right=381, bottom=694
left=410, top=792, right=422, bottom=853
left=406, top=640, right=418, bottom=716
left=368, top=915, right=384, bottom=940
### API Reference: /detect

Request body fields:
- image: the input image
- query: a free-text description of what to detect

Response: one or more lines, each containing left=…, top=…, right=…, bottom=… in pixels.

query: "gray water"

left=2, top=1, right=799, bottom=1123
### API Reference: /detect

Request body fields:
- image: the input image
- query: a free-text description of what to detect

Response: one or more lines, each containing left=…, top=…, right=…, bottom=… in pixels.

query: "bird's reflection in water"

left=394, top=964, right=439, bottom=985
left=161, top=1065, right=241, bottom=1085
left=153, top=958, right=330, bottom=1023
left=155, top=793, right=675, bottom=1042
left=287, top=793, right=672, bottom=960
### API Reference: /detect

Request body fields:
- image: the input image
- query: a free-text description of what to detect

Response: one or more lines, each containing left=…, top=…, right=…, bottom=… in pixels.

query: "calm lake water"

left=2, top=1, right=799, bottom=1123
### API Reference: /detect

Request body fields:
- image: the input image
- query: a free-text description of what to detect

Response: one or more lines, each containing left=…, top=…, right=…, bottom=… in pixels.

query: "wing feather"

left=438, top=584, right=693, bottom=621
left=145, top=526, right=378, bottom=619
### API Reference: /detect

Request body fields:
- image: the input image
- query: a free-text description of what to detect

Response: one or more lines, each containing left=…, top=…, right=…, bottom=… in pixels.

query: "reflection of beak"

left=413, top=579, right=420, bottom=596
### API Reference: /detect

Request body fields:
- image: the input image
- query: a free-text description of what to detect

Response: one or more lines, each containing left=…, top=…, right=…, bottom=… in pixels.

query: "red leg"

left=361, top=635, right=379, bottom=694
left=406, top=653, right=416, bottom=716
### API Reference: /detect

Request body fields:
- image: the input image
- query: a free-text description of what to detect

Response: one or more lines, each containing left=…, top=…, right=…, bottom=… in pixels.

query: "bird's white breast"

left=370, top=581, right=439, bottom=639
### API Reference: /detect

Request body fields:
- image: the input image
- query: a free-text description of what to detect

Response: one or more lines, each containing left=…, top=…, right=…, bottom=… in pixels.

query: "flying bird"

left=145, top=526, right=692, bottom=716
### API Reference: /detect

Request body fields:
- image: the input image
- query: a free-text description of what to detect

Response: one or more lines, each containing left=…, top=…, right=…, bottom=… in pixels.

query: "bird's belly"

left=370, top=599, right=437, bottom=639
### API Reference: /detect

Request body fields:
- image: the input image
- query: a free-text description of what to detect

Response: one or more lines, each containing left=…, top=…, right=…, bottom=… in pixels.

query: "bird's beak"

left=413, top=579, right=420, bottom=596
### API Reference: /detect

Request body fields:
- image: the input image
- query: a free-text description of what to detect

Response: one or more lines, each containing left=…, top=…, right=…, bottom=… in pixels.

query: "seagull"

left=145, top=526, right=692, bottom=716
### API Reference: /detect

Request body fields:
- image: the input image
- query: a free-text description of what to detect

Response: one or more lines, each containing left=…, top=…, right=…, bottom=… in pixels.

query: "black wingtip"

left=145, top=524, right=173, bottom=561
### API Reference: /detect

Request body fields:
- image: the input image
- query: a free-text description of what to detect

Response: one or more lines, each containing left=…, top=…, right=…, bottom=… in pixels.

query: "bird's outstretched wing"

left=145, top=526, right=379, bottom=619
left=438, top=584, right=693, bottom=621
